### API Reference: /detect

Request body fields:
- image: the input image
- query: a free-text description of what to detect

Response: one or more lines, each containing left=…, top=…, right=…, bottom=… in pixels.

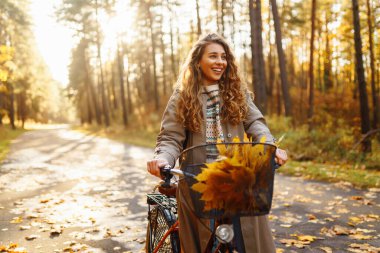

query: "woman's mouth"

left=212, top=67, right=223, bottom=74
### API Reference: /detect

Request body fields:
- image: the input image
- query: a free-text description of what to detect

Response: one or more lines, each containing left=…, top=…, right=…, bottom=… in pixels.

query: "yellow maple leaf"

left=297, top=235, right=316, bottom=242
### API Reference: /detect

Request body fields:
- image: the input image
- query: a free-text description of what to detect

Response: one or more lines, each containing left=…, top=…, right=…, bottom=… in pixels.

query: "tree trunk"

left=117, top=42, right=128, bottom=127
left=148, top=6, right=159, bottom=111
left=276, top=79, right=281, bottom=115
left=0, top=93, right=3, bottom=125
left=220, top=0, right=225, bottom=37
left=7, top=82, right=15, bottom=129
left=195, top=0, right=202, bottom=36
left=126, top=59, right=132, bottom=114
left=169, top=16, right=177, bottom=85
left=84, top=45, right=102, bottom=125
left=352, top=0, right=371, bottom=152
left=215, top=0, right=220, bottom=34
left=324, top=13, right=333, bottom=91
left=16, top=91, right=26, bottom=128
left=231, top=1, right=236, bottom=45
left=317, top=19, right=322, bottom=91
left=270, top=0, right=292, bottom=116
left=95, top=0, right=110, bottom=126
left=308, top=0, right=317, bottom=126
left=249, top=0, right=267, bottom=113
left=111, top=63, right=118, bottom=110
left=366, top=0, right=379, bottom=129
left=267, top=9, right=274, bottom=99
left=86, top=91, right=92, bottom=124
left=160, top=29, right=167, bottom=96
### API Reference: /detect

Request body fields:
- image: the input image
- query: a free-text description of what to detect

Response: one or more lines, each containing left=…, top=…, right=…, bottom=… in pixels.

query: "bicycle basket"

left=179, top=142, right=277, bottom=219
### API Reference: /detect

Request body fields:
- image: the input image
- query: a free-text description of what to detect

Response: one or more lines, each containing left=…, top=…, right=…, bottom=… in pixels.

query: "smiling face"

left=199, top=43, right=227, bottom=86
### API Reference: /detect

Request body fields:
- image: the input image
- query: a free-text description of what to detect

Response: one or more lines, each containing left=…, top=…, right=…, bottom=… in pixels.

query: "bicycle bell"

left=215, top=224, right=234, bottom=243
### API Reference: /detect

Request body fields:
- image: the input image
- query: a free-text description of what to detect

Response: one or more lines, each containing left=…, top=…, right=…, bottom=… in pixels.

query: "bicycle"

left=146, top=142, right=279, bottom=253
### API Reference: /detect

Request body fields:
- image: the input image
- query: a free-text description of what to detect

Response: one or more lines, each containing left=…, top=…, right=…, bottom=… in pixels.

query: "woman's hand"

left=275, top=148, right=288, bottom=166
left=147, top=159, right=169, bottom=178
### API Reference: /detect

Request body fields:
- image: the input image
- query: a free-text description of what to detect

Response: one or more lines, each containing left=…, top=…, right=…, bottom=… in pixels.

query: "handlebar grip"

left=160, top=165, right=173, bottom=188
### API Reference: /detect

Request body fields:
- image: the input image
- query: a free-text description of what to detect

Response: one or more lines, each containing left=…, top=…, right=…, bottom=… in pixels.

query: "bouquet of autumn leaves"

left=191, top=135, right=275, bottom=214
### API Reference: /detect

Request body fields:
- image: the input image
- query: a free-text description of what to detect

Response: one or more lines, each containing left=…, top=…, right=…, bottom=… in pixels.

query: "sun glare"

left=30, top=0, right=77, bottom=87
left=99, top=0, right=136, bottom=61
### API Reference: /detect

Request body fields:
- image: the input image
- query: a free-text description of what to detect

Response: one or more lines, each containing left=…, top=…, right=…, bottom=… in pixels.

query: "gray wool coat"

left=154, top=88, right=276, bottom=253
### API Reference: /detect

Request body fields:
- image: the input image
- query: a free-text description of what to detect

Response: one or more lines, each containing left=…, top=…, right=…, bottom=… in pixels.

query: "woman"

left=147, top=33, right=287, bottom=252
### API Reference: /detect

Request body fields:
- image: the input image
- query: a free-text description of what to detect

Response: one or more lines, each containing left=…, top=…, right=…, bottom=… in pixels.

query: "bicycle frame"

left=147, top=142, right=279, bottom=252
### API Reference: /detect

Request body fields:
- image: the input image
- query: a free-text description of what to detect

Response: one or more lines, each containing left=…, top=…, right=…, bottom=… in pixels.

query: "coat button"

left=227, top=133, right=232, bottom=138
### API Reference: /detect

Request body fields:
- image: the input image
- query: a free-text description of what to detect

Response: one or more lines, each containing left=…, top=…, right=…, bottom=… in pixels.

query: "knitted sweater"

left=203, top=84, right=224, bottom=162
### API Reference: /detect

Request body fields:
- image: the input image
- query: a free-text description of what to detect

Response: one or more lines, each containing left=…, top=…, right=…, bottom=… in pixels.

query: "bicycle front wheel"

left=146, top=205, right=180, bottom=253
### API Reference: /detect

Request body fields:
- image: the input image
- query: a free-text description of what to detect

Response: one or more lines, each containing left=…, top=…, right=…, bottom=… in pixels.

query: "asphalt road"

left=0, top=126, right=379, bottom=253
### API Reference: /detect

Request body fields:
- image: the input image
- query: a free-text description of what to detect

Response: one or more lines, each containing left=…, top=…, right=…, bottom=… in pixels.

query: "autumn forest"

left=1, top=0, right=379, bottom=165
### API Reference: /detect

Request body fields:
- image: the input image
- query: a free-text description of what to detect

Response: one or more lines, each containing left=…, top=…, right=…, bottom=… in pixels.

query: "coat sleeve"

left=153, top=90, right=186, bottom=167
left=243, top=92, right=275, bottom=143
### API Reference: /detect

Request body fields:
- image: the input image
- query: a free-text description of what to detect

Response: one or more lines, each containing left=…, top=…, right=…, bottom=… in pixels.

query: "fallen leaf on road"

left=39, top=198, right=50, bottom=203
left=350, top=196, right=363, bottom=200
left=356, top=228, right=376, bottom=233
left=26, top=214, right=39, bottom=219
left=19, top=225, right=31, bottom=230
left=13, top=201, right=23, bottom=206
left=25, top=234, right=39, bottom=240
left=89, top=217, right=96, bottom=224
left=332, top=225, right=351, bottom=235
left=0, top=243, right=27, bottom=253
left=133, top=238, right=145, bottom=244
left=348, top=243, right=380, bottom=252
left=319, top=247, right=332, bottom=253
left=279, top=239, right=305, bottom=248
left=296, top=235, right=317, bottom=242
left=10, top=216, right=23, bottom=224
left=44, top=219, right=56, bottom=224
left=366, top=214, right=379, bottom=220
left=54, top=199, right=65, bottom=205
left=320, top=227, right=336, bottom=237
left=50, top=226, right=63, bottom=236
left=348, top=216, right=363, bottom=226
left=349, top=233, right=375, bottom=240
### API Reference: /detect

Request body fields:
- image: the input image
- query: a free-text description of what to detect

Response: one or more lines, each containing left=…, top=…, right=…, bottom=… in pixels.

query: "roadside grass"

left=278, top=161, right=380, bottom=189
left=0, top=124, right=27, bottom=162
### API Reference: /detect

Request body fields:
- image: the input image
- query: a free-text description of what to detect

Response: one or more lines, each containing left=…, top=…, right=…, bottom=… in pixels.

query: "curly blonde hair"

left=176, top=33, right=248, bottom=133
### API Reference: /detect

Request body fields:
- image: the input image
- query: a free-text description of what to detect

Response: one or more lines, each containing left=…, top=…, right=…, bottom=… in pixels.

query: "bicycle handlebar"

left=160, top=165, right=195, bottom=188
left=159, top=157, right=280, bottom=188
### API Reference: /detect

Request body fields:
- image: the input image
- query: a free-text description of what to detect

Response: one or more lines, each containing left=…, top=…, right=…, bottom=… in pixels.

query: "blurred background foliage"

left=0, top=0, right=379, bottom=178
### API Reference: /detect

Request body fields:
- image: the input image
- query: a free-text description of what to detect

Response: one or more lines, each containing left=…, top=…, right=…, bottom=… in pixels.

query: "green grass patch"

left=0, top=124, right=27, bottom=162
left=278, top=160, right=380, bottom=189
